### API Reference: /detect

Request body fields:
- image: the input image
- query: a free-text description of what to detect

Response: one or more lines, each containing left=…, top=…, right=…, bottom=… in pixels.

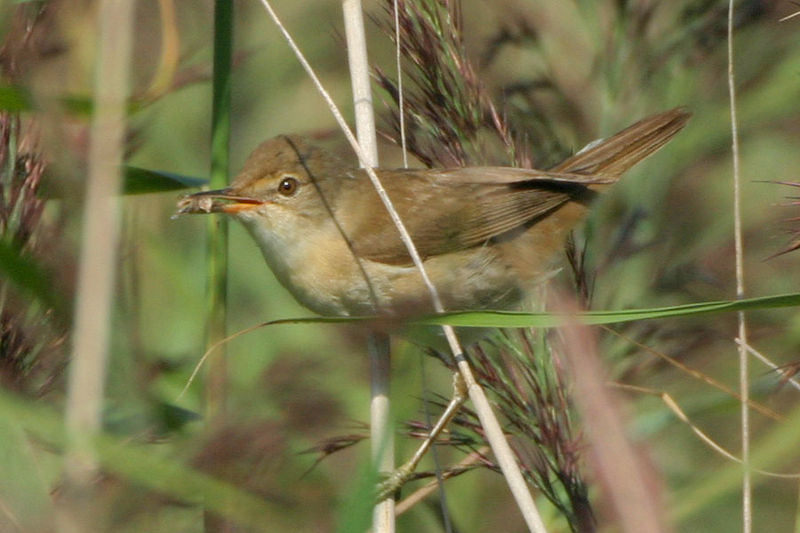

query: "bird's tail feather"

left=553, top=107, right=691, bottom=181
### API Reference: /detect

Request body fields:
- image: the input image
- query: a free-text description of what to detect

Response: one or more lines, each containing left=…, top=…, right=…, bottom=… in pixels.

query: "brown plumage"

left=178, top=108, right=690, bottom=316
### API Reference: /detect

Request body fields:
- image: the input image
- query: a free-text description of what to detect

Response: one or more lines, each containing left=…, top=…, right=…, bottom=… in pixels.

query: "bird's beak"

left=175, top=188, right=264, bottom=215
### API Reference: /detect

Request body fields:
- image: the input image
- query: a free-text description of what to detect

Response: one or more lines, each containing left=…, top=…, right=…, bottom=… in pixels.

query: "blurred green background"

left=1, top=0, right=800, bottom=532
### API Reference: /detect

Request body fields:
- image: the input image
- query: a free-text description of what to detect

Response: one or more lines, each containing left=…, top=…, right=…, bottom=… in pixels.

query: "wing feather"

left=328, top=108, right=690, bottom=266
left=344, top=169, right=588, bottom=265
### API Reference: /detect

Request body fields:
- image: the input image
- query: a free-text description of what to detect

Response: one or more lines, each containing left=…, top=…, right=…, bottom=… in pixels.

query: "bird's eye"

left=277, top=176, right=299, bottom=196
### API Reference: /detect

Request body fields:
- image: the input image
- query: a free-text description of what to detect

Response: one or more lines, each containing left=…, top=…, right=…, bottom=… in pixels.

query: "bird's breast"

left=239, top=214, right=529, bottom=317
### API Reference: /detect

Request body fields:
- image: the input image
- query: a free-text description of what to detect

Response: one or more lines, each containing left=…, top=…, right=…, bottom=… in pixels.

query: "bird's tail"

left=553, top=107, right=691, bottom=181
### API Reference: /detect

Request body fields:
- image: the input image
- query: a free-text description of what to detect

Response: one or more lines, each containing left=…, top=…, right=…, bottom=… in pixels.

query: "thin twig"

left=395, top=446, right=490, bottom=515
left=727, top=2, right=751, bottom=531
left=257, top=2, right=546, bottom=530
left=736, top=340, right=800, bottom=393
left=417, top=352, right=453, bottom=531
left=779, top=3, right=800, bottom=22
left=603, top=327, right=781, bottom=421
left=392, top=0, right=408, bottom=167
left=614, top=383, right=800, bottom=479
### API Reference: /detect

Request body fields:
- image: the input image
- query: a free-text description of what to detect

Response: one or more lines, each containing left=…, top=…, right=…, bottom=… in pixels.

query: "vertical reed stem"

left=204, top=1, right=233, bottom=531
left=61, top=0, right=134, bottom=531
left=342, top=1, right=394, bottom=531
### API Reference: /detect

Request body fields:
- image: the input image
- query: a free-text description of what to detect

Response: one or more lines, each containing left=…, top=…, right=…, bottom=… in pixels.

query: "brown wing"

left=343, top=168, right=590, bottom=265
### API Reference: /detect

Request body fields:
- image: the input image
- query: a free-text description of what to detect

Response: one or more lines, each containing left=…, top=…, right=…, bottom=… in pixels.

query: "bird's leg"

left=376, top=372, right=468, bottom=501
